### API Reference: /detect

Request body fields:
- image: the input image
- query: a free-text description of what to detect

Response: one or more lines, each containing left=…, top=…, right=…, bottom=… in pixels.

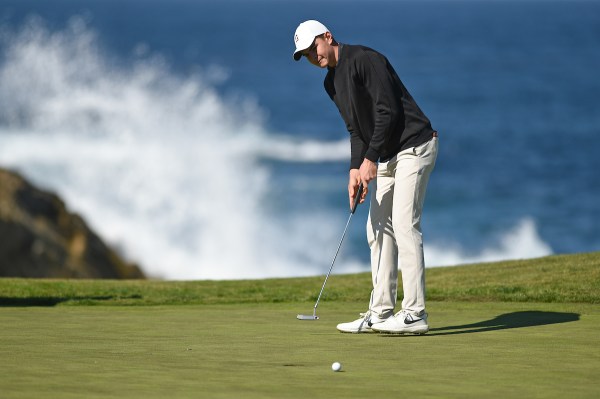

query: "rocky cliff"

left=0, top=168, right=144, bottom=279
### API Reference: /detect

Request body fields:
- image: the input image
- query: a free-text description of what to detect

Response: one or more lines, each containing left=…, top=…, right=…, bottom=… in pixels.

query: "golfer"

left=293, top=20, right=438, bottom=334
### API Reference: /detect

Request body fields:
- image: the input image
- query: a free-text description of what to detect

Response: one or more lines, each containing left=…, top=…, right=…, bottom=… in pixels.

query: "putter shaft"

left=298, top=183, right=363, bottom=320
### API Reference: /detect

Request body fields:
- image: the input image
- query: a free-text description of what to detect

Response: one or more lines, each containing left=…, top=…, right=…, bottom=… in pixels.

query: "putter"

left=297, top=183, right=364, bottom=320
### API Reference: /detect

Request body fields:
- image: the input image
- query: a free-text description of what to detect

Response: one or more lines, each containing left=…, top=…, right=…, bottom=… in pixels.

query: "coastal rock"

left=0, top=168, right=145, bottom=279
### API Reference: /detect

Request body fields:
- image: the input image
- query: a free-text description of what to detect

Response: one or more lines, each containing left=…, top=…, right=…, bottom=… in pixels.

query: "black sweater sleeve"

left=355, top=49, right=403, bottom=163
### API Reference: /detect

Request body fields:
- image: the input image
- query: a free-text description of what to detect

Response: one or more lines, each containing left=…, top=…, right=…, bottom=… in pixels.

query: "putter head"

left=297, top=314, right=319, bottom=320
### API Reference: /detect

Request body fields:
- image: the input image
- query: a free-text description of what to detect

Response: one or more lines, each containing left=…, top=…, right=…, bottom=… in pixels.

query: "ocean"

left=1, top=0, right=599, bottom=280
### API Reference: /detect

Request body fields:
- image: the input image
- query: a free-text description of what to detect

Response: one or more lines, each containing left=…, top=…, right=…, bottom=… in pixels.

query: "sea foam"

left=425, top=218, right=553, bottom=267
left=0, top=18, right=345, bottom=279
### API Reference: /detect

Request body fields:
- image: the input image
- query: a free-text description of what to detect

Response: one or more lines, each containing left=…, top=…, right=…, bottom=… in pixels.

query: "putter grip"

left=351, top=183, right=364, bottom=214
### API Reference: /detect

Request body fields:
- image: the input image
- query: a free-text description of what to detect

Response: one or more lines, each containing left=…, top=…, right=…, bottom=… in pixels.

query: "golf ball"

left=331, top=362, right=342, bottom=372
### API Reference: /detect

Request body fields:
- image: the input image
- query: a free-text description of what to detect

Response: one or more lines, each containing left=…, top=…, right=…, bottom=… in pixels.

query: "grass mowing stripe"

left=1, top=252, right=599, bottom=306
left=1, top=301, right=598, bottom=398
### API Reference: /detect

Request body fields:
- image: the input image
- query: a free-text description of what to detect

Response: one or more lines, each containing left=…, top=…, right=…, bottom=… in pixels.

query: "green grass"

left=1, top=252, right=600, bottom=398
left=1, top=302, right=598, bottom=398
left=1, top=252, right=599, bottom=306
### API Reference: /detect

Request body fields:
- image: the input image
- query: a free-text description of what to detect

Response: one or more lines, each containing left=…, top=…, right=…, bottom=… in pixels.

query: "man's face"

left=301, top=33, right=336, bottom=68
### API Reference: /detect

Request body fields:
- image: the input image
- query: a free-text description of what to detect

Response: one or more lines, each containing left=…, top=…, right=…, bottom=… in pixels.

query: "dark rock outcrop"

left=0, top=168, right=145, bottom=279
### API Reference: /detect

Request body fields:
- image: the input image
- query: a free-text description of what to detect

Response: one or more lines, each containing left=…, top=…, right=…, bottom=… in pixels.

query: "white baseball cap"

left=293, top=20, right=329, bottom=61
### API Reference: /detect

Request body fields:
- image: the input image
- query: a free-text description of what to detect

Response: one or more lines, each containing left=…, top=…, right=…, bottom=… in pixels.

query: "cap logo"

left=294, top=34, right=299, bottom=44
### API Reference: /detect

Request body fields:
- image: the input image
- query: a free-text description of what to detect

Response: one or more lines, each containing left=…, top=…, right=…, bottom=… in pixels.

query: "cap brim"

left=293, top=35, right=314, bottom=62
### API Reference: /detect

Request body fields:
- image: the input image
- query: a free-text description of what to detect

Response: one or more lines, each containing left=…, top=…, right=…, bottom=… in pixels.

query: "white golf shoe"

left=371, top=310, right=429, bottom=335
left=336, top=311, right=390, bottom=333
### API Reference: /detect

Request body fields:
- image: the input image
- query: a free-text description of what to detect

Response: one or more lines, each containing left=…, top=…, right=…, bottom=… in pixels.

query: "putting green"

left=1, top=301, right=598, bottom=398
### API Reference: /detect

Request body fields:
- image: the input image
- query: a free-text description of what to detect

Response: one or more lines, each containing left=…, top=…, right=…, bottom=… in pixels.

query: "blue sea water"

left=1, top=0, right=599, bottom=279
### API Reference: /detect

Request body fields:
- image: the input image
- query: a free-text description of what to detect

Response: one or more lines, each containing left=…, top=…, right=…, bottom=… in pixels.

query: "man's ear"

left=324, top=31, right=334, bottom=44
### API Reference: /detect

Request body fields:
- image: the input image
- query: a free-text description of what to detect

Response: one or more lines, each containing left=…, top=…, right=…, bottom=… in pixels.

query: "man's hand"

left=348, top=169, right=368, bottom=210
left=359, top=158, right=377, bottom=185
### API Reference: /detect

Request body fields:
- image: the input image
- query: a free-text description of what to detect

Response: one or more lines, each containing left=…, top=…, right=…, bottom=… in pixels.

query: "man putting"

left=293, top=20, right=438, bottom=334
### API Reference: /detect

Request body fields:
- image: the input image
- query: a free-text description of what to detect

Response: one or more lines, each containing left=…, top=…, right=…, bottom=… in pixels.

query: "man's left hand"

left=359, top=158, right=377, bottom=185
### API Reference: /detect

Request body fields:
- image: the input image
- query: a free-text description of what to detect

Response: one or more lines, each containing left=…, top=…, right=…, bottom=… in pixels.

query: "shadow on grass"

left=424, top=311, right=580, bottom=336
left=0, top=295, right=143, bottom=307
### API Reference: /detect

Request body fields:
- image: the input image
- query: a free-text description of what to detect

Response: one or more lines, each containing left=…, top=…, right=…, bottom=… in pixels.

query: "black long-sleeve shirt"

left=324, top=44, right=435, bottom=169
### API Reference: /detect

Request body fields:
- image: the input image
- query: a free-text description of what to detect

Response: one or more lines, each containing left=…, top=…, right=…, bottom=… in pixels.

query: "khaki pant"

left=367, top=135, right=438, bottom=317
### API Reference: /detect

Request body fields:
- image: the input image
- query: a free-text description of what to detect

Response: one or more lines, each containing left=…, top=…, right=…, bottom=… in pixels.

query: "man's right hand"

left=348, top=169, right=368, bottom=210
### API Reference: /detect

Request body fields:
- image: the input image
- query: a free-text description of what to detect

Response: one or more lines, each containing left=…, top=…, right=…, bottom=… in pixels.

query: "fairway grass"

left=1, top=252, right=599, bottom=306
left=1, top=252, right=599, bottom=397
left=1, top=301, right=599, bottom=398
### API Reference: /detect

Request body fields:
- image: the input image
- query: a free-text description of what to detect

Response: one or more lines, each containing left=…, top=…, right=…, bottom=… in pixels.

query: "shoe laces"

left=359, top=311, right=372, bottom=321
left=395, top=310, right=423, bottom=321
left=394, top=310, right=408, bottom=318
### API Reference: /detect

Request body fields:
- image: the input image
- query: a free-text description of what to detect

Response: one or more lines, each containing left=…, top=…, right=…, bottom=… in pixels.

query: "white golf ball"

left=331, top=362, right=342, bottom=372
